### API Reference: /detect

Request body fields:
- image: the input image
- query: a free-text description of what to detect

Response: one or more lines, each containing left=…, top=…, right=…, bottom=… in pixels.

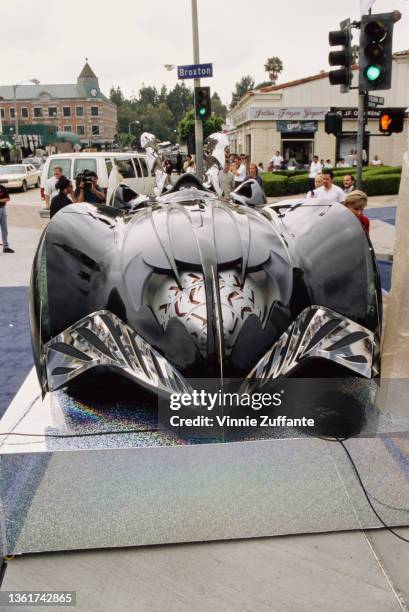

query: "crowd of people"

left=306, top=168, right=369, bottom=234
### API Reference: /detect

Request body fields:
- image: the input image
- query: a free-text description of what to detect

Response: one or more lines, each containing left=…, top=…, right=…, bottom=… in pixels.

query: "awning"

left=56, top=131, right=81, bottom=145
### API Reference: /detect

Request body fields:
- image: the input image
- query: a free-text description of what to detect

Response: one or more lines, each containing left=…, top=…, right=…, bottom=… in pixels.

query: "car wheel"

left=21, top=180, right=27, bottom=192
left=36, top=178, right=41, bottom=188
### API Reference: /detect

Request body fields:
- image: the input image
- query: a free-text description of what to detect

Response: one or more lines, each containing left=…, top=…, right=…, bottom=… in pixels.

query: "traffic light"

left=325, top=112, right=343, bottom=135
left=194, top=86, right=211, bottom=120
left=379, top=109, right=405, bottom=133
left=358, top=11, right=401, bottom=91
left=328, top=18, right=352, bottom=93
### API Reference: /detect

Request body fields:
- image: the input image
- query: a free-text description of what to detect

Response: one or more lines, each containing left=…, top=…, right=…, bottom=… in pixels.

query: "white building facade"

left=226, top=51, right=409, bottom=168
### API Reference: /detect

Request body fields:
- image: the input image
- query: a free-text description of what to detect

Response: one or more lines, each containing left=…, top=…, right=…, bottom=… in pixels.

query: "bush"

left=287, top=174, right=310, bottom=195
left=261, top=173, right=288, bottom=197
left=261, top=167, right=401, bottom=197
left=362, top=173, right=401, bottom=196
left=364, top=165, right=401, bottom=176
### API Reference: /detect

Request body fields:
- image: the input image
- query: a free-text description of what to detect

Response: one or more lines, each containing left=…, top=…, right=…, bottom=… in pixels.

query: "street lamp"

left=13, top=78, right=40, bottom=139
left=128, top=120, right=140, bottom=135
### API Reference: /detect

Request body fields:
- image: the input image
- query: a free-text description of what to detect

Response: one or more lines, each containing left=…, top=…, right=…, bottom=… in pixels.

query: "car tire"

left=21, top=180, right=27, bottom=193
left=36, top=178, right=41, bottom=188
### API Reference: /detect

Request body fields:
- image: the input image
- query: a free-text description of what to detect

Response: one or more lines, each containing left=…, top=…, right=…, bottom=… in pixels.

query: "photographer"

left=74, top=170, right=106, bottom=204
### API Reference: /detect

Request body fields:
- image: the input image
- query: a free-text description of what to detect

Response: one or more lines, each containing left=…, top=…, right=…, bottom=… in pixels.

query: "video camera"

left=75, top=169, right=94, bottom=189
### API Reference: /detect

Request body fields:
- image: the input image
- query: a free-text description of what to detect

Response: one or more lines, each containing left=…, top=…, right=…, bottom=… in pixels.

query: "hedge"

left=261, top=173, right=288, bottom=196
left=261, top=165, right=401, bottom=197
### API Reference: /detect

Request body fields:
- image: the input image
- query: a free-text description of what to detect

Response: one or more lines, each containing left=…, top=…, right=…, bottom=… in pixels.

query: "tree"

left=178, top=109, right=224, bottom=142
left=109, top=86, right=125, bottom=106
left=166, top=82, right=194, bottom=125
left=255, top=80, right=274, bottom=90
left=264, top=57, right=283, bottom=84
left=211, top=92, right=227, bottom=119
left=230, top=75, right=255, bottom=108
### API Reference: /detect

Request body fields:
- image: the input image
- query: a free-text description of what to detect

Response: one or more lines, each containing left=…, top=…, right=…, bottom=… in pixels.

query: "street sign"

left=177, top=63, right=213, bottom=80
left=368, top=95, right=385, bottom=106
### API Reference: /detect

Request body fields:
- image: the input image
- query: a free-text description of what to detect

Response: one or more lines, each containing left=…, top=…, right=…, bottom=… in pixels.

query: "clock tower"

left=77, top=60, right=100, bottom=98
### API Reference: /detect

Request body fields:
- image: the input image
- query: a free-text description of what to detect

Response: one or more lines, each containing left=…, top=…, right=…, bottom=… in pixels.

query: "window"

left=63, top=125, right=72, bottom=132
left=0, top=109, right=4, bottom=119
left=114, top=158, right=136, bottom=178
left=139, top=157, right=149, bottom=177
left=76, top=106, right=84, bottom=117
left=77, top=125, right=85, bottom=136
left=73, top=158, right=97, bottom=177
left=133, top=157, right=142, bottom=177
left=63, top=107, right=71, bottom=117
left=91, top=106, right=99, bottom=116
left=10, top=108, right=15, bottom=119
left=47, top=158, right=72, bottom=179
left=91, top=125, right=100, bottom=136
left=105, top=159, right=113, bottom=177
left=21, top=107, right=29, bottom=118
left=33, top=107, right=43, bottom=118
left=48, top=107, right=58, bottom=117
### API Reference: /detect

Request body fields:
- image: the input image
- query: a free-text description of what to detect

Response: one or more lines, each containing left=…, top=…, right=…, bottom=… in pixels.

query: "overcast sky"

left=2, top=0, right=408, bottom=104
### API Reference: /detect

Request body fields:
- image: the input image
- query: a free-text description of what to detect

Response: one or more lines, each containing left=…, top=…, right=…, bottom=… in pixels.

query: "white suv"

left=40, top=152, right=155, bottom=203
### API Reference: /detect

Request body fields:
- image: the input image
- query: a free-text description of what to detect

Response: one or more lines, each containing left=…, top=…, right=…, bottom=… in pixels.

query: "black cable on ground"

left=335, top=437, right=409, bottom=544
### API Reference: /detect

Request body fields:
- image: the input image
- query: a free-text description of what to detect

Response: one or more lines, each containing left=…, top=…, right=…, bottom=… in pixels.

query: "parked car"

left=22, top=156, right=43, bottom=170
left=40, top=152, right=155, bottom=203
left=0, top=164, right=41, bottom=191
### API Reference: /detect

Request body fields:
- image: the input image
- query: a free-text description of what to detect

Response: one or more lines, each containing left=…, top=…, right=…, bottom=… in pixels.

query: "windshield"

left=0, top=165, right=26, bottom=175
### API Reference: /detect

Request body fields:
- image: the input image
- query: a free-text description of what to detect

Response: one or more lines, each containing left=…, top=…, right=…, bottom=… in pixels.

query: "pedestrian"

left=74, top=171, right=106, bottom=204
left=371, top=155, right=382, bottom=166
left=0, top=183, right=14, bottom=253
left=257, top=162, right=265, bottom=174
left=343, top=174, right=356, bottom=194
left=308, top=155, right=322, bottom=191
left=306, top=174, right=324, bottom=199
left=44, top=165, right=64, bottom=209
left=187, top=159, right=196, bottom=173
left=313, top=169, right=345, bottom=203
left=347, top=149, right=354, bottom=167
left=50, top=177, right=75, bottom=219
left=233, top=158, right=247, bottom=189
left=244, top=163, right=264, bottom=190
left=269, top=150, right=283, bottom=172
left=183, top=155, right=192, bottom=172
left=219, top=161, right=235, bottom=198
left=344, top=190, right=370, bottom=235
left=175, top=152, right=183, bottom=175
left=323, top=159, right=333, bottom=169
left=336, top=158, right=348, bottom=168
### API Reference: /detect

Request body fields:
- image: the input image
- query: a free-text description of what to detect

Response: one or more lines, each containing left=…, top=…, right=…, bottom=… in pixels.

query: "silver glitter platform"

left=1, top=370, right=409, bottom=555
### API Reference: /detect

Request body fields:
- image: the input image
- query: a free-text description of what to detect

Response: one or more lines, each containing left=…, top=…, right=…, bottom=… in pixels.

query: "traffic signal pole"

left=355, top=92, right=367, bottom=189
left=191, top=0, right=204, bottom=180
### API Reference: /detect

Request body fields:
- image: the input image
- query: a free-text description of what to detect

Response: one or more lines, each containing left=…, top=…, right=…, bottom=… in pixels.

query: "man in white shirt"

left=371, top=155, right=382, bottom=166
left=308, top=155, right=322, bottom=191
left=313, top=169, right=345, bottom=203
left=270, top=150, right=283, bottom=172
left=233, top=159, right=247, bottom=189
left=44, top=166, right=63, bottom=209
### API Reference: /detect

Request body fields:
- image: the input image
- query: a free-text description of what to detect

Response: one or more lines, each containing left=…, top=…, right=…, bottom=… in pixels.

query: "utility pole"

left=191, top=0, right=204, bottom=179
left=355, top=92, right=367, bottom=189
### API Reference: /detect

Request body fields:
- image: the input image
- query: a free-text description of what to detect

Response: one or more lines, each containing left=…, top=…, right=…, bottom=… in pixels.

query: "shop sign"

left=277, top=120, right=318, bottom=133
left=335, top=107, right=381, bottom=119
left=249, top=107, right=328, bottom=121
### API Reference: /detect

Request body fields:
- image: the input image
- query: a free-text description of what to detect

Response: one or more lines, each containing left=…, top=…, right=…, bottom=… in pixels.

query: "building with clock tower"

left=0, top=61, right=117, bottom=151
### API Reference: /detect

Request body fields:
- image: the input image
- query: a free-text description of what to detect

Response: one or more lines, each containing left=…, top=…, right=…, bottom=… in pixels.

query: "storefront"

left=226, top=52, right=409, bottom=168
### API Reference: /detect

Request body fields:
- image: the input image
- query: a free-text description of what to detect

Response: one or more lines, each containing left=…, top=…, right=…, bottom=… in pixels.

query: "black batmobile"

left=29, top=173, right=381, bottom=401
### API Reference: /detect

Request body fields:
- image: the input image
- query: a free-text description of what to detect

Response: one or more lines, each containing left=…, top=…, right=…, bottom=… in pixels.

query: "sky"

left=1, top=0, right=408, bottom=104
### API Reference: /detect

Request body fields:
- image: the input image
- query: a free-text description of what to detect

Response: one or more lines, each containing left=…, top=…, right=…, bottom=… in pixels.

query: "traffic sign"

left=177, top=63, right=213, bottom=80
left=368, top=94, right=385, bottom=105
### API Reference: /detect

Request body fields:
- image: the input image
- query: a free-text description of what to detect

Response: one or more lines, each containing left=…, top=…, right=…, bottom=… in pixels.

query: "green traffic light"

left=199, top=107, right=206, bottom=116
left=365, top=64, right=382, bottom=81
